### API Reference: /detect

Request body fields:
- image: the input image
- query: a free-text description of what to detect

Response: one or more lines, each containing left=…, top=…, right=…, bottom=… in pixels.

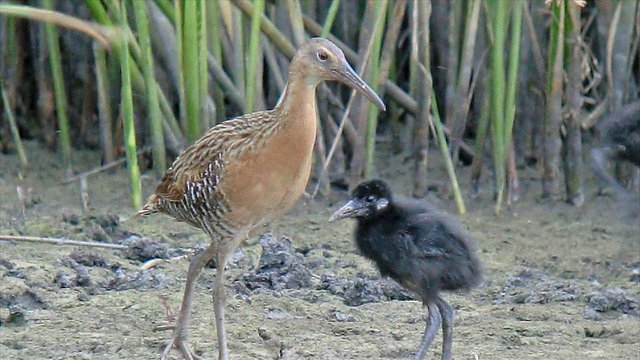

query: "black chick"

left=329, top=180, right=481, bottom=360
left=590, top=101, right=640, bottom=199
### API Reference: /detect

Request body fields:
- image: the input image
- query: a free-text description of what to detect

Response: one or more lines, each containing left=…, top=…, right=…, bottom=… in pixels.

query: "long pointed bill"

left=329, top=198, right=362, bottom=222
left=338, top=62, right=386, bottom=111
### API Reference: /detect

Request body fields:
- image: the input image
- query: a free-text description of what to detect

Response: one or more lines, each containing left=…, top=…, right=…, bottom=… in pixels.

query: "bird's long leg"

left=213, top=241, right=235, bottom=360
left=161, top=242, right=217, bottom=360
left=435, top=297, right=454, bottom=360
left=414, top=301, right=442, bottom=360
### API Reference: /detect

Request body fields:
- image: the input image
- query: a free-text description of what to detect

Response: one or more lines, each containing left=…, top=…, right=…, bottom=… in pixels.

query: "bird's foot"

left=160, top=334, right=202, bottom=360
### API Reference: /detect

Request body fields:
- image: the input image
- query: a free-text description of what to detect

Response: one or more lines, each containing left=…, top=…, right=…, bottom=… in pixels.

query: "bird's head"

left=292, top=38, right=385, bottom=111
left=329, top=180, right=393, bottom=222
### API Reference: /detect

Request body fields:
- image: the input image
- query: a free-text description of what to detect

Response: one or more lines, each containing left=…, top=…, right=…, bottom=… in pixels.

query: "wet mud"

left=1, top=142, right=638, bottom=359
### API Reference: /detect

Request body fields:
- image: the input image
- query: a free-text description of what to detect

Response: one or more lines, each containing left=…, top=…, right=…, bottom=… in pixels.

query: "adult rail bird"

left=330, top=180, right=481, bottom=360
left=139, top=38, right=385, bottom=360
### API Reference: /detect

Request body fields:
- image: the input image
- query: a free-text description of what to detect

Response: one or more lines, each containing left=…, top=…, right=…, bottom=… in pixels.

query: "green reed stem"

left=230, top=7, right=245, bottom=99
left=155, top=0, right=175, bottom=23
left=364, top=0, right=387, bottom=177
left=429, top=89, right=466, bottom=215
left=198, top=0, right=210, bottom=130
left=504, top=0, right=523, bottom=150
left=208, top=0, right=225, bottom=123
left=119, top=0, right=142, bottom=209
left=245, top=0, right=264, bottom=113
left=83, top=0, right=111, bottom=24
left=93, top=45, right=115, bottom=164
left=470, top=85, right=490, bottom=189
left=1, top=84, right=28, bottom=168
left=488, top=0, right=507, bottom=215
left=133, top=0, right=166, bottom=175
left=85, top=0, right=184, bottom=147
left=182, top=0, right=201, bottom=141
left=42, top=0, right=72, bottom=175
left=321, top=0, right=341, bottom=38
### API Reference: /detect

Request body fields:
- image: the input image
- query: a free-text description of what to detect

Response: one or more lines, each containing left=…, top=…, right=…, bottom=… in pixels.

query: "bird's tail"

left=137, top=195, right=159, bottom=217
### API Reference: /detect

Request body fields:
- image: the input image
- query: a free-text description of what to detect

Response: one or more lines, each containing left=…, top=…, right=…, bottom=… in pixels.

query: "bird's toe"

left=161, top=335, right=201, bottom=360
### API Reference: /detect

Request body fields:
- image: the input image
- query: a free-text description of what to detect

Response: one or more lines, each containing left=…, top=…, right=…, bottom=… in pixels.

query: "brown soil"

left=1, top=141, right=638, bottom=359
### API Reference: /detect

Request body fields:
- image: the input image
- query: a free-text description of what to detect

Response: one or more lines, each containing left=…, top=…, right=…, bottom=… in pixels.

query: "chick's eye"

left=317, top=51, right=328, bottom=61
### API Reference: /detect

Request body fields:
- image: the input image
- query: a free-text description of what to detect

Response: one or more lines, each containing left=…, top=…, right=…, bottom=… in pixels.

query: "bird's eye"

left=317, top=51, right=328, bottom=62
left=366, top=195, right=375, bottom=202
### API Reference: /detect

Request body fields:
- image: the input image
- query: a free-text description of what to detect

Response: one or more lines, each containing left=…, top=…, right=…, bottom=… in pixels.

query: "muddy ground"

left=0, top=141, right=638, bottom=360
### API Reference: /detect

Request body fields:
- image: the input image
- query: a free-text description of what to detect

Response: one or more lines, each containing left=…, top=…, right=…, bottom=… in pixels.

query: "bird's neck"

left=266, top=70, right=319, bottom=170
left=274, top=68, right=319, bottom=122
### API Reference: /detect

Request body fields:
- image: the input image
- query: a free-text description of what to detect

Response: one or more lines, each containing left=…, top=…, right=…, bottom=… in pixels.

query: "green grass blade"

left=207, top=0, right=222, bottom=62
left=231, top=0, right=296, bottom=58
left=504, top=0, right=523, bottom=148
left=42, top=0, right=72, bottom=176
left=173, top=0, right=187, bottom=136
left=183, top=0, right=201, bottom=141
left=133, top=0, right=166, bottom=175
left=470, top=84, right=490, bottom=192
left=430, top=88, right=466, bottom=215
left=230, top=6, right=245, bottom=99
left=154, top=0, right=175, bottom=23
left=3, top=18, right=25, bottom=168
left=85, top=0, right=184, bottom=148
left=287, top=0, right=306, bottom=46
left=198, top=0, right=210, bottom=130
left=208, top=0, right=225, bottom=123
left=84, top=0, right=111, bottom=24
left=488, top=0, right=507, bottom=214
left=364, top=0, right=387, bottom=177
left=245, top=0, right=264, bottom=113
left=93, top=45, right=115, bottom=164
left=1, top=84, right=28, bottom=168
left=543, top=0, right=565, bottom=197
left=321, top=0, right=341, bottom=38
left=119, top=0, right=142, bottom=209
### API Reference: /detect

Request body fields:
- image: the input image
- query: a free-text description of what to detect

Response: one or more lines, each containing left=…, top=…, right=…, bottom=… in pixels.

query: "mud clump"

left=52, top=250, right=170, bottom=291
left=332, top=309, right=356, bottom=322
left=61, top=210, right=80, bottom=225
left=55, top=256, right=95, bottom=288
left=123, top=236, right=171, bottom=262
left=53, top=272, right=76, bottom=288
left=583, top=325, right=623, bottom=338
left=93, top=213, right=120, bottom=234
left=0, top=257, right=15, bottom=270
left=54, top=268, right=91, bottom=288
left=585, top=288, right=638, bottom=316
left=54, top=266, right=170, bottom=292
left=233, top=234, right=313, bottom=294
left=106, top=268, right=171, bottom=291
left=493, top=268, right=579, bottom=305
left=629, top=266, right=640, bottom=283
left=68, top=251, right=107, bottom=267
left=320, top=273, right=414, bottom=307
left=84, top=213, right=124, bottom=242
left=232, top=234, right=414, bottom=305
left=1, top=306, right=27, bottom=327
left=0, top=288, right=46, bottom=314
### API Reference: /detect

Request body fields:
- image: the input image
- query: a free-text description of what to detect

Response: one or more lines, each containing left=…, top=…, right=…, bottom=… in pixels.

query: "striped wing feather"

left=152, top=111, right=276, bottom=204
